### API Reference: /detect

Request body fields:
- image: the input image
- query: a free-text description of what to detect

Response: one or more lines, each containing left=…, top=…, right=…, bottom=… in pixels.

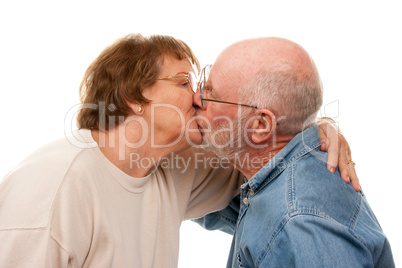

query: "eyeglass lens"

left=189, top=72, right=197, bottom=93
left=200, top=65, right=211, bottom=107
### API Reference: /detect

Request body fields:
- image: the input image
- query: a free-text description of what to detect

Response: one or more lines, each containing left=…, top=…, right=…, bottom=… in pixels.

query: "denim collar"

left=243, top=125, right=323, bottom=192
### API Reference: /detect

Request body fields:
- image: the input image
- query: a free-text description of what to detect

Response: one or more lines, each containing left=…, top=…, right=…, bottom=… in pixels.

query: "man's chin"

left=199, top=137, right=222, bottom=155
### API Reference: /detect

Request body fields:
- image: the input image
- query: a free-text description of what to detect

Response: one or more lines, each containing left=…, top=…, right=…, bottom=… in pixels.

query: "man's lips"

left=194, top=119, right=206, bottom=136
left=193, top=112, right=204, bottom=134
left=197, top=123, right=204, bottom=134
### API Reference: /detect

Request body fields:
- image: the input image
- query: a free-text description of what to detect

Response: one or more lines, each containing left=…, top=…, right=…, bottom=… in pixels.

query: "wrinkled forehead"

left=209, top=56, right=248, bottom=96
left=208, top=64, right=242, bottom=100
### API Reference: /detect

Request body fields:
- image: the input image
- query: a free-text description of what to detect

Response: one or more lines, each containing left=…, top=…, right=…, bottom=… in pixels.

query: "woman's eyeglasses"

left=158, top=71, right=197, bottom=93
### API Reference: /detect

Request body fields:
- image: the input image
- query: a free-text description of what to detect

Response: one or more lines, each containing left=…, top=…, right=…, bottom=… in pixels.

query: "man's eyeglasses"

left=198, top=64, right=260, bottom=109
left=158, top=71, right=197, bottom=93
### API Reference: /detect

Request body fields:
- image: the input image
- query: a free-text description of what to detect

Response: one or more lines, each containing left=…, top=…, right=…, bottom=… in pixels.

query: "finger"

left=342, top=139, right=361, bottom=192
left=348, top=163, right=361, bottom=192
left=338, top=144, right=350, bottom=183
left=345, top=150, right=361, bottom=192
left=336, top=130, right=353, bottom=182
left=318, top=126, right=329, bottom=151
left=320, top=139, right=329, bottom=152
left=326, top=131, right=339, bottom=174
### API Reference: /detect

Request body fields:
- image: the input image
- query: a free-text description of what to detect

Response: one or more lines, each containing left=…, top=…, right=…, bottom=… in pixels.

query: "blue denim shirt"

left=195, top=125, right=394, bottom=267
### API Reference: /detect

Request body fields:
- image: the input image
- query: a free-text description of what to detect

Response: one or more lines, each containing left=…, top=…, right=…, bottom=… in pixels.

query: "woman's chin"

left=189, top=136, right=203, bottom=146
left=186, top=129, right=203, bottom=147
left=163, top=132, right=202, bottom=153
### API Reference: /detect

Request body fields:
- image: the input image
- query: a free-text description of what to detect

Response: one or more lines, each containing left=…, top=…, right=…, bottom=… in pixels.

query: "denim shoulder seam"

left=346, top=195, right=366, bottom=247
left=254, top=140, right=321, bottom=194
left=347, top=192, right=362, bottom=230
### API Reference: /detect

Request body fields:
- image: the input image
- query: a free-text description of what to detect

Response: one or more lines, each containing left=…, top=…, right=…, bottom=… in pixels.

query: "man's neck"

left=233, top=135, right=294, bottom=180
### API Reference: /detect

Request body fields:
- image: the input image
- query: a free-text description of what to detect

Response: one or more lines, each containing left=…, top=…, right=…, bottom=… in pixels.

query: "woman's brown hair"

left=76, top=33, right=200, bottom=130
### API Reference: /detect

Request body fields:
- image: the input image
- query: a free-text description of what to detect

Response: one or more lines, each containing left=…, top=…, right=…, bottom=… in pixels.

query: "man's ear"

left=250, top=109, right=277, bottom=144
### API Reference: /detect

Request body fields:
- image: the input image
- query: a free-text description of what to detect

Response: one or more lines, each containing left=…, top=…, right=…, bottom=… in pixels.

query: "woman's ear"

left=127, top=102, right=144, bottom=115
left=250, top=109, right=277, bottom=144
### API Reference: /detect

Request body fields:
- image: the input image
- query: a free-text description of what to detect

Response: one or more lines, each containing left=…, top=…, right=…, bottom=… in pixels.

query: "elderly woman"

left=0, top=34, right=356, bottom=267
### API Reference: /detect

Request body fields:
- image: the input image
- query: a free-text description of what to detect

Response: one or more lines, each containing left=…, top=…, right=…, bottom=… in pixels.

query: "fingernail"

left=347, top=176, right=351, bottom=183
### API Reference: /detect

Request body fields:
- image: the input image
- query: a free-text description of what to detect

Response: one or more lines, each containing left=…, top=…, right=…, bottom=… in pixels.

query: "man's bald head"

left=212, top=37, right=323, bottom=135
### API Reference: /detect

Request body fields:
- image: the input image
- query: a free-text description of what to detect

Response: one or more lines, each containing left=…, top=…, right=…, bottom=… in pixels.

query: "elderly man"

left=193, top=37, right=394, bottom=267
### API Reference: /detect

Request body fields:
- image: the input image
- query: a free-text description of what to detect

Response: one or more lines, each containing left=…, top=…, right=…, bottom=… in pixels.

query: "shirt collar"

left=244, top=125, right=323, bottom=191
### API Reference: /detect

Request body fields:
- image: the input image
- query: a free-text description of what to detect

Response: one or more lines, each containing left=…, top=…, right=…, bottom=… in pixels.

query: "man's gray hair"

left=240, top=58, right=323, bottom=135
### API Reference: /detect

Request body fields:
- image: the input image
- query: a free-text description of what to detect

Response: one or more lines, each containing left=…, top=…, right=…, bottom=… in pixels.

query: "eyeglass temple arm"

left=200, top=98, right=259, bottom=109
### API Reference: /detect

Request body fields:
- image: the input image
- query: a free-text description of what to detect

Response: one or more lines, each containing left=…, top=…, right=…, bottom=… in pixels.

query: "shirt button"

left=243, top=197, right=249, bottom=205
left=249, top=190, right=255, bottom=196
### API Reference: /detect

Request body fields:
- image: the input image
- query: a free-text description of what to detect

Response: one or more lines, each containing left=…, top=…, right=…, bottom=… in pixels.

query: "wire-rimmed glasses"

left=158, top=71, right=197, bottom=93
left=198, top=64, right=260, bottom=109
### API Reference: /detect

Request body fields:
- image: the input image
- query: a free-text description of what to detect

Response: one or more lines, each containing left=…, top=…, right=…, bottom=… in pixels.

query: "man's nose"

left=192, top=87, right=205, bottom=110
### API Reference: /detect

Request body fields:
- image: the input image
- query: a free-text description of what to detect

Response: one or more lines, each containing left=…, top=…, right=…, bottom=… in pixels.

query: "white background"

left=0, top=0, right=401, bottom=267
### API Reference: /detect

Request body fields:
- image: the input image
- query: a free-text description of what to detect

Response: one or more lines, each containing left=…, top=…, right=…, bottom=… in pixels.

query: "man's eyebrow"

left=207, top=80, right=217, bottom=93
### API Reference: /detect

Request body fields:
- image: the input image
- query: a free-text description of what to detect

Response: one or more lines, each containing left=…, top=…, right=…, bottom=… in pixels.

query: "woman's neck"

left=91, top=124, right=174, bottom=178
